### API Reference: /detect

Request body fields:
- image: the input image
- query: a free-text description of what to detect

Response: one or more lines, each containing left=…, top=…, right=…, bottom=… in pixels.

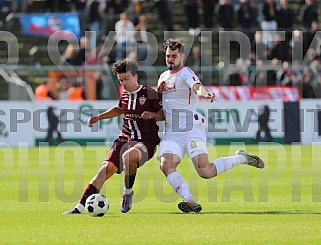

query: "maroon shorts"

left=105, top=138, right=157, bottom=174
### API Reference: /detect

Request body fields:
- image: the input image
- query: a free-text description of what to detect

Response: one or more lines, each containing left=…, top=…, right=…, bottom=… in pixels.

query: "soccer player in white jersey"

left=157, top=38, right=265, bottom=213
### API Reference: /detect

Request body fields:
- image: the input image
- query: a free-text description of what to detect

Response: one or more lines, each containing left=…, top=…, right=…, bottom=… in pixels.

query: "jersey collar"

left=170, top=65, right=184, bottom=74
left=128, top=85, right=143, bottom=94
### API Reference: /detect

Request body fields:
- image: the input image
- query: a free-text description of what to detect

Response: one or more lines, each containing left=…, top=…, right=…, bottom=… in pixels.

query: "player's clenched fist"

left=87, top=116, right=99, bottom=128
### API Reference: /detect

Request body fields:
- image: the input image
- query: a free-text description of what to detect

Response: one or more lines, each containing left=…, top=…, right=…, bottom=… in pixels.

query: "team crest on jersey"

left=139, top=95, right=146, bottom=105
left=190, top=140, right=197, bottom=149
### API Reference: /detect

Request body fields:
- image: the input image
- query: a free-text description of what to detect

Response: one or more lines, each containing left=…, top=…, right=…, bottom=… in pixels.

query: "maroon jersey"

left=118, top=85, right=162, bottom=144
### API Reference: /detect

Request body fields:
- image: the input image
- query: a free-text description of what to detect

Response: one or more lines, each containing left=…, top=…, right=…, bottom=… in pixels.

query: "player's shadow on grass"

left=167, top=210, right=321, bottom=215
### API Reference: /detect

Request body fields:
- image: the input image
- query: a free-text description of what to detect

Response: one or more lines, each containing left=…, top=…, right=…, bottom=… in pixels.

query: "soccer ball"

left=85, top=193, right=109, bottom=217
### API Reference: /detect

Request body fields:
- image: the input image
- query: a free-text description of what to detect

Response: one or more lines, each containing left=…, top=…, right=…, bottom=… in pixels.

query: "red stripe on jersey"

left=188, top=87, right=191, bottom=104
left=186, top=67, right=196, bottom=75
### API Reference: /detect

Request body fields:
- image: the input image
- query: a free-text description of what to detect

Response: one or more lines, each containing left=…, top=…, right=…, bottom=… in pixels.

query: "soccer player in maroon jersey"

left=63, top=60, right=163, bottom=214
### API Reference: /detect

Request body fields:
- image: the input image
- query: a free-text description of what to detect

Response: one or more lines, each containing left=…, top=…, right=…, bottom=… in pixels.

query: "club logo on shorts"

left=138, top=143, right=147, bottom=153
left=190, top=140, right=197, bottom=149
left=139, top=95, right=146, bottom=105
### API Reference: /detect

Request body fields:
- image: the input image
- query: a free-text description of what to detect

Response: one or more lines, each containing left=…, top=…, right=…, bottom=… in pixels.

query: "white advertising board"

left=299, top=99, right=321, bottom=145
left=0, top=102, right=34, bottom=146
left=196, top=100, right=284, bottom=144
left=33, top=101, right=121, bottom=145
left=1, top=100, right=311, bottom=147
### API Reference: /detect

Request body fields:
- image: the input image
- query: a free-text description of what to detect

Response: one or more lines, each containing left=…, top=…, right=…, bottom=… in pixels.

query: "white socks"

left=167, top=171, right=195, bottom=203
left=123, top=188, right=133, bottom=195
left=75, top=203, right=84, bottom=212
left=213, top=155, right=247, bottom=175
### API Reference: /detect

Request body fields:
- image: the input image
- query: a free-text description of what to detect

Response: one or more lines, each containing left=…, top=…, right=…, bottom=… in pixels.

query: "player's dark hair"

left=163, top=39, right=185, bottom=53
left=112, top=59, right=139, bottom=76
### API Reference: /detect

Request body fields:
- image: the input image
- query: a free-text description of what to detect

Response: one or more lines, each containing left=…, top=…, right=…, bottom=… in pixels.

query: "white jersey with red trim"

left=158, top=66, right=205, bottom=132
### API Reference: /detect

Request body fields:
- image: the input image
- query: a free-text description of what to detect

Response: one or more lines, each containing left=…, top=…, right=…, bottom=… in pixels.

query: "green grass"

left=1, top=144, right=321, bottom=244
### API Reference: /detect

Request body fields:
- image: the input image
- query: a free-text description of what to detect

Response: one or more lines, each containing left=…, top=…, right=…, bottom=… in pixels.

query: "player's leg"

left=191, top=148, right=264, bottom=178
left=192, top=152, right=247, bottom=178
left=63, top=160, right=118, bottom=214
left=159, top=140, right=200, bottom=212
left=120, top=145, right=141, bottom=213
left=121, top=141, right=154, bottom=213
left=189, top=124, right=264, bottom=179
left=63, top=139, right=123, bottom=215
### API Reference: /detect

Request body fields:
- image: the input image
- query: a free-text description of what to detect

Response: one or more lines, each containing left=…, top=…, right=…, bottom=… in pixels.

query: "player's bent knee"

left=197, top=168, right=217, bottom=179
left=160, top=161, right=172, bottom=175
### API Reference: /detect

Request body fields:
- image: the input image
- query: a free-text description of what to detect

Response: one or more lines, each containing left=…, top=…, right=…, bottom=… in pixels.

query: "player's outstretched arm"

left=88, top=106, right=123, bottom=128
left=193, top=83, right=215, bottom=102
left=141, top=110, right=165, bottom=121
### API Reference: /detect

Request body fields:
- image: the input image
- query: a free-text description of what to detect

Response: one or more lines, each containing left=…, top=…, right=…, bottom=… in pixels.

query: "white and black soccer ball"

left=85, top=193, right=109, bottom=217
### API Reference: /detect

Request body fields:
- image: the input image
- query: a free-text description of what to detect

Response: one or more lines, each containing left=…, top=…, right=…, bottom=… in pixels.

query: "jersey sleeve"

left=157, top=72, right=165, bottom=87
left=185, top=67, right=201, bottom=88
left=147, top=87, right=162, bottom=112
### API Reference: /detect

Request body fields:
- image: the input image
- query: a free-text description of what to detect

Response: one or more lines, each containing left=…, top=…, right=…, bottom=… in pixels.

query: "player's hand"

left=158, top=81, right=166, bottom=94
left=87, top=116, right=99, bottom=128
left=141, top=111, right=155, bottom=120
left=203, top=91, right=216, bottom=102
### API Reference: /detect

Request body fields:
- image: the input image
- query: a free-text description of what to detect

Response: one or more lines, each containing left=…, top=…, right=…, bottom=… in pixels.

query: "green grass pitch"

left=1, top=144, right=321, bottom=244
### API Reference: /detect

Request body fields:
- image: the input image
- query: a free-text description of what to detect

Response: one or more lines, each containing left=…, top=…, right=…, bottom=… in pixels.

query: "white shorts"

left=158, top=123, right=208, bottom=161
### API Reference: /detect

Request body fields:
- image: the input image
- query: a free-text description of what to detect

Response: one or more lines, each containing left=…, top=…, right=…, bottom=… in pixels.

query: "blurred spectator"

left=300, top=0, right=318, bottom=31
left=60, top=44, right=79, bottom=66
left=250, top=59, right=278, bottom=86
left=127, top=51, right=137, bottom=61
left=276, top=0, right=293, bottom=54
left=56, top=77, right=68, bottom=100
left=128, top=0, right=142, bottom=25
left=86, top=42, right=112, bottom=66
left=107, top=0, right=129, bottom=28
left=300, top=68, right=317, bottom=98
left=261, top=0, right=277, bottom=49
left=135, top=14, right=151, bottom=64
left=227, top=58, right=249, bottom=86
left=60, top=38, right=88, bottom=67
left=85, top=48, right=105, bottom=65
left=237, top=0, right=256, bottom=42
left=95, top=72, right=106, bottom=100
left=114, top=12, right=136, bottom=60
left=276, top=0, right=293, bottom=32
left=270, top=33, right=288, bottom=62
left=87, top=0, right=107, bottom=50
left=152, top=0, right=174, bottom=31
left=192, top=45, right=212, bottom=85
left=256, top=0, right=264, bottom=23
left=67, top=80, right=85, bottom=101
left=72, top=0, right=86, bottom=36
left=45, top=0, right=68, bottom=12
left=11, top=0, right=32, bottom=13
left=0, top=0, right=8, bottom=28
left=6, top=0, right=32, bottom=29
left=183, top=0, right=201, bottom=36
left=77, top=36, right=89, bottom=65
left=97, top=42, right=115, bottom=65
left=35, top=80, right=56, bottom=100
left=109, top=0, right=129, bottom=20
left=45, top=106, right=63, bottom=145
left=251, top=32, right=268, bottom=62
left=290, top=30, right=305, bottom=62
left=201, top=0, right=216, bottom=29
left=299, top=0, right=319, bottom=66
left=100, top=0, right=108, bottom=39
left=254, top=105, right=273, bottom=142
left=276, top=61, right=297, bottom=86
left=217, top=0, right=234, bottom=30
